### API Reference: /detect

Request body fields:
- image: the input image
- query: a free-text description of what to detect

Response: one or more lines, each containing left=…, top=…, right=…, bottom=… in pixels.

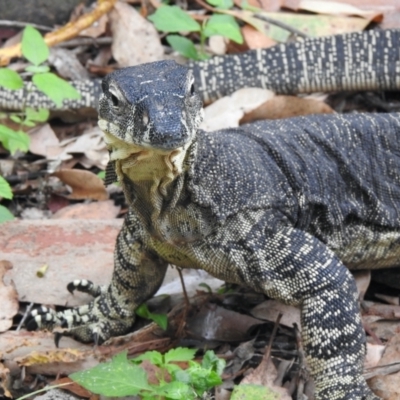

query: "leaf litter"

left=1, top=0, right=400, bottom=399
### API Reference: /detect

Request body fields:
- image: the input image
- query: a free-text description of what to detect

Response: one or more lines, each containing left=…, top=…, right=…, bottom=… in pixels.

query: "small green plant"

left=70, top=348, right=226, bottom=399
left=0, top=25, right=81, bottom=222
left=136, top=303, right=168, bottom=330
left=0, top=176, right=14, bottom=222
left=148, top=1, right=243, bottom=60
left=231, top=383, right=280, bottom=400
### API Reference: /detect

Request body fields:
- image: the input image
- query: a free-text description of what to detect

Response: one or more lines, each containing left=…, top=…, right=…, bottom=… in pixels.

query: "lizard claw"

left=54, top=331, right=63, bottom=348
left=66, top=279, right=104, bottom=296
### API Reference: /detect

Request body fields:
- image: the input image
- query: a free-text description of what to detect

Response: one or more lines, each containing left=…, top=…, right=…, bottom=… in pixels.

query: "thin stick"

left=0, top=20, right=52, bottom=32
left=175, top=267, right=190, bottom=337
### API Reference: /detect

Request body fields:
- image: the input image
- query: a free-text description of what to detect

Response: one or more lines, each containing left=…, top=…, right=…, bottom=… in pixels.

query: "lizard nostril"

left=142, top=111, right=149, bottom=125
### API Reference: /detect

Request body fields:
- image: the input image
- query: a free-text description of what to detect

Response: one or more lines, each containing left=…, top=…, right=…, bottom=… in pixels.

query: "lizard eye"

left=190, top=83, right=195, bottom=95
left=110, top=93, right=119, bottom=107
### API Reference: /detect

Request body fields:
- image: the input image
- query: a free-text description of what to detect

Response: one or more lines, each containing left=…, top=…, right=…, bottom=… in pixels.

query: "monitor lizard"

left=27, top=60, right=400, bottom=399
left=1, top=28, right=399, bottom=113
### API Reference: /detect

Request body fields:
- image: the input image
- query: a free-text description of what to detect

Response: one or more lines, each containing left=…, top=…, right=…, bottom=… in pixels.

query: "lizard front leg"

left=27, top=214, right=168, bottom=344
left=242, top=225, right=379, bottom=400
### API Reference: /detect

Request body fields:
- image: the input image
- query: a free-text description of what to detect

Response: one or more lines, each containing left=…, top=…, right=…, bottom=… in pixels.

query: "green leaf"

left=0, top=68, right=23, bottom=90
left=0, top=205, right=14, bottom=223
left=156, top=381, right=194, bottom=399
left=32, top=73, right=81, bottom=107
left=206, top=0, right=233, bottom=9
left=165, top=347, right=196, bottom=363
left=166, top=35, right=202, bottom=60
left=70, top=351, right=151, bottom=396
left=164, top=362, right=182, bottom=375
left=97, top=170, right=106, bottom=179
left=0, top=125, right=30, bottom=154
left=149, top=312, right=168, bottom=330
left=136, top=303, right=151, bottom=319
left=25, top=107, right=49, bottom=122
left=22, top=120, right=36, bottom=127
left=203, top=14, right=243, bottom=44
left=186, top=365, right=222, bottom=394
left=0, top=176, right=12, bottom=199
left=198, top=282, right=213, bottom=293
left=25, top=65, right=50, bottom=73
left=9, top=115, right=22, bottom=123
left=148, top=6, right=201, bottom=33
left=21, top=26, right=49, bottom=66
left=133, top=350, right=164, bottom=367
left=135, top=303, right=168, bottom=330
left=173, top=369, right=191, bottom=384
left=202, top=350, right=226, bottom=375
left=231, top=383, right=280, bottom=400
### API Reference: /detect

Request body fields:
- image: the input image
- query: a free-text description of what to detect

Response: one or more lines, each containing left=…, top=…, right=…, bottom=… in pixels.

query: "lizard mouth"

left=101, top=120, right=178, bottom=160
left=103, top=132, right=151, bottom=173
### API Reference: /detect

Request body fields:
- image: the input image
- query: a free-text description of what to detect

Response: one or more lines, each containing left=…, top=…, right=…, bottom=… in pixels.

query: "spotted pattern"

left=27, top=62, right=400, bottom=400
left=191, top=29, right=400, bottom=102
left=1, top=30, right=399, bottom=111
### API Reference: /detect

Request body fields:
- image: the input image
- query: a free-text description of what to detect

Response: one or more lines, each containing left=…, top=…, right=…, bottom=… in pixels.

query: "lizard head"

left=98, top=60, right=203, bottom=152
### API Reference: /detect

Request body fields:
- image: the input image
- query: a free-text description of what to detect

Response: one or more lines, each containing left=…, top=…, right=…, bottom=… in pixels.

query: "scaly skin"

left=27, top=60, right=400, bottom=399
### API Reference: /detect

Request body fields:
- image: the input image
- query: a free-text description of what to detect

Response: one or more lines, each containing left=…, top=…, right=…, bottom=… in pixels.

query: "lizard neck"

left=104, top=131, right=195, bottom=220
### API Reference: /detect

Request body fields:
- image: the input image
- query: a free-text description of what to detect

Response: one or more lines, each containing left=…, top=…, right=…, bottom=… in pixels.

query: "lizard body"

left=27, top=60, right=400, bottom=399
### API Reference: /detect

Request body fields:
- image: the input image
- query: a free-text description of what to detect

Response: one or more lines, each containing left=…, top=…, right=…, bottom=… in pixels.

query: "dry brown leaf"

left=240, top=95, right=334, bottom=123
left=233, top=0, right=282, bottom=12
left=208, top=35, right=228, bottom=55
left=298, top=0, right=382, bottom=21
left=53, top=169, right=108, bottom=201
left=0, top=260, right=19, bottom=332
left=369, top=335, right=400, bottom=399
left=16, top=348, right=86, bottom=367
left=282, top=0, right=301, bottom=9
left=0, top=330, right=92, bottom=376
left=51, top=377, right=95, bottom=399
left=241, top=350, right=292, bottom=399
left=49, top=48, right=90, bottom=80
left=79, top=14, right=108, bottom=38
left=375, top=294, right=399, bottom=306
left=241, top=25, right=276, bottom=49
left=29, top=124, right=62, bottom=159
left=316, top=0, right=399, bottom=9
left=186, top=304, right=263, bottom=342
left=30, top=125, right=108, bottom=169
left=52, top=200, right=120, bottom=219
left=201, top=88, right=275, bottom=131
left=251, top=299, right=301, bottom=329
left=0, top=362, right=12, bottom=398
left=353, top=270, right=371, bottom=301
left=109, top=2, right=163, bottom=67
left=365, top=343, right=385, bottom=369
left=364, top=317, right=400, bottom=342
left=57, top=126, right=108, bottom=169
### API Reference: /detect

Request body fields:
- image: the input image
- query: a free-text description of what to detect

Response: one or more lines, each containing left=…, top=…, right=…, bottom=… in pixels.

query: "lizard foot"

left=26, top=280, right=135, bottom=344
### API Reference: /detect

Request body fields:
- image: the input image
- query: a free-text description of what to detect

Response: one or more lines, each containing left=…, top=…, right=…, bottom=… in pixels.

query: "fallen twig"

left=0, top=0, right=117, bottom=66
